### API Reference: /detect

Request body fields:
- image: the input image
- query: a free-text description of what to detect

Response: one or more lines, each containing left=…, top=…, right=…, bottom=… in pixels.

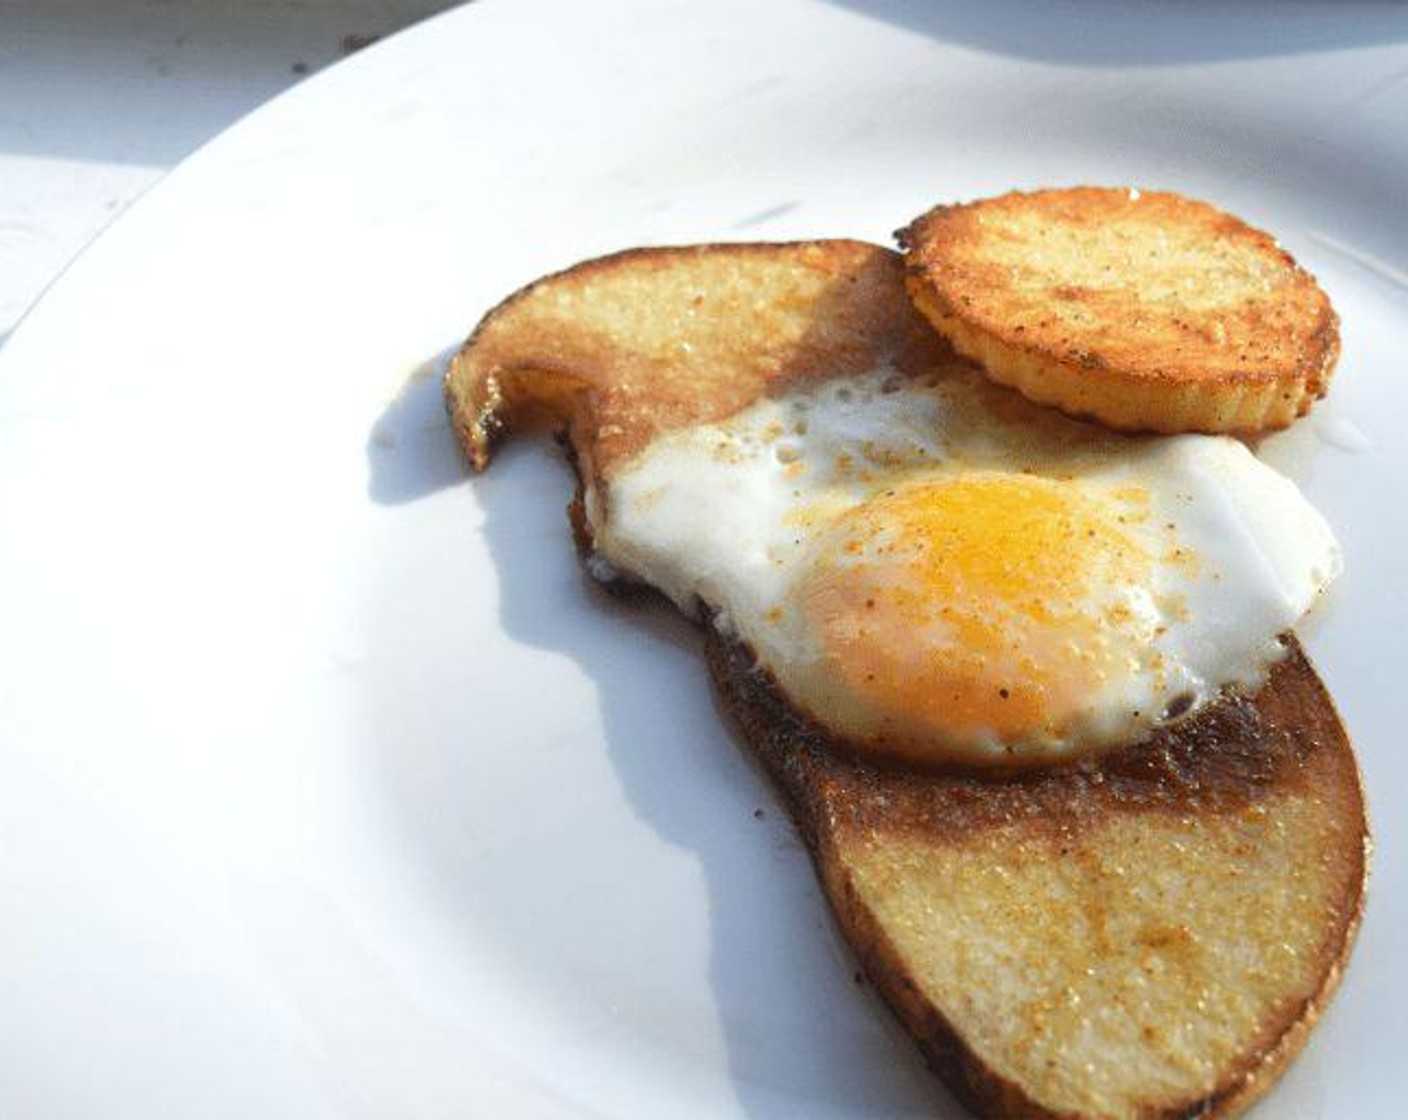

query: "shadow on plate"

left=825, top=0, right=1408, bottom=67
left=362, top=368, right=957, bottom=1118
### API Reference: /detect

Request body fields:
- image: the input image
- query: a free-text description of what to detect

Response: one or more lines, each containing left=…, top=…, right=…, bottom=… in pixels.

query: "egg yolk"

left=797, top=473, right=1157, bottom=758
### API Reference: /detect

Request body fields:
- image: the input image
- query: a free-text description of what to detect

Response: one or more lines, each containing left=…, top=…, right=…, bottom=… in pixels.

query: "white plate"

left=1, top=1, right=1406, bottom=1116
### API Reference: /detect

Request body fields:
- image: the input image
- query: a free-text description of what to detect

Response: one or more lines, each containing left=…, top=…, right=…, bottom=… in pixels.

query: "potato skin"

left=899, top=187, right=1340, bottom=434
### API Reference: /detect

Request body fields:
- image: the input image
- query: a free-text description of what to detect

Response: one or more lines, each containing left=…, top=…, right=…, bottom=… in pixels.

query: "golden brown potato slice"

left=714, top=632, right=1365, bottom=1120
left=899, top=187, right=1339, bottom=434
left=447, top=241, right=948, bottom=483
left=447, top=241, right=1366, bottom=1119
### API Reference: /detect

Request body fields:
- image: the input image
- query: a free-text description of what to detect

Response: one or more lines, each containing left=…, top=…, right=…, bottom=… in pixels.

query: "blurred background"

left=0, top=0, right=463, bottom=344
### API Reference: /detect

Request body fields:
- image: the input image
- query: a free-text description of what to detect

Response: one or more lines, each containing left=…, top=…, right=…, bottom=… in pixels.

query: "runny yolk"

left=797, top=473, right=1155, bottom=754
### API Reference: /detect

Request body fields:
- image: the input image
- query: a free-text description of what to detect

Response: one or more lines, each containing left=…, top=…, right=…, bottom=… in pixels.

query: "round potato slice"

left=899, top=187, right=1339, bottom=434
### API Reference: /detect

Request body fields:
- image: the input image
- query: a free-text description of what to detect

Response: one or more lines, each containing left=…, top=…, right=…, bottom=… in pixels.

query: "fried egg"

left=587, top=366, right=1340, bottom=767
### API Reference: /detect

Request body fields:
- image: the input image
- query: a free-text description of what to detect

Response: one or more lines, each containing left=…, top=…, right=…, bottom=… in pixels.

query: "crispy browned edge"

left=897, top=187, right=1341, bottom=436
left=445, top=240, right=1368, bottom=1119
left=707, top=632, right=1368, bottom=1120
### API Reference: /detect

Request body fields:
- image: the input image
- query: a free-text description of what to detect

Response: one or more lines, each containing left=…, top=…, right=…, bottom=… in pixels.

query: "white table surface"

left=0, top=0, right=463, bottom=343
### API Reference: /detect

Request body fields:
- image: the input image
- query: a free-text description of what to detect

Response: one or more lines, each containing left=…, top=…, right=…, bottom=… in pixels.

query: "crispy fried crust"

left=898, top=188, right=1340, bottom=434
left=710, top=633, right=1366, bottom=1120
left=447, top=241, right=1368, bottom=1119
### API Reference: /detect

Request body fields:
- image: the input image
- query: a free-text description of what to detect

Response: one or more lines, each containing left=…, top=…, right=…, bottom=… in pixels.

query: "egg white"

left=587, top=366, right=1340, bottom=766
